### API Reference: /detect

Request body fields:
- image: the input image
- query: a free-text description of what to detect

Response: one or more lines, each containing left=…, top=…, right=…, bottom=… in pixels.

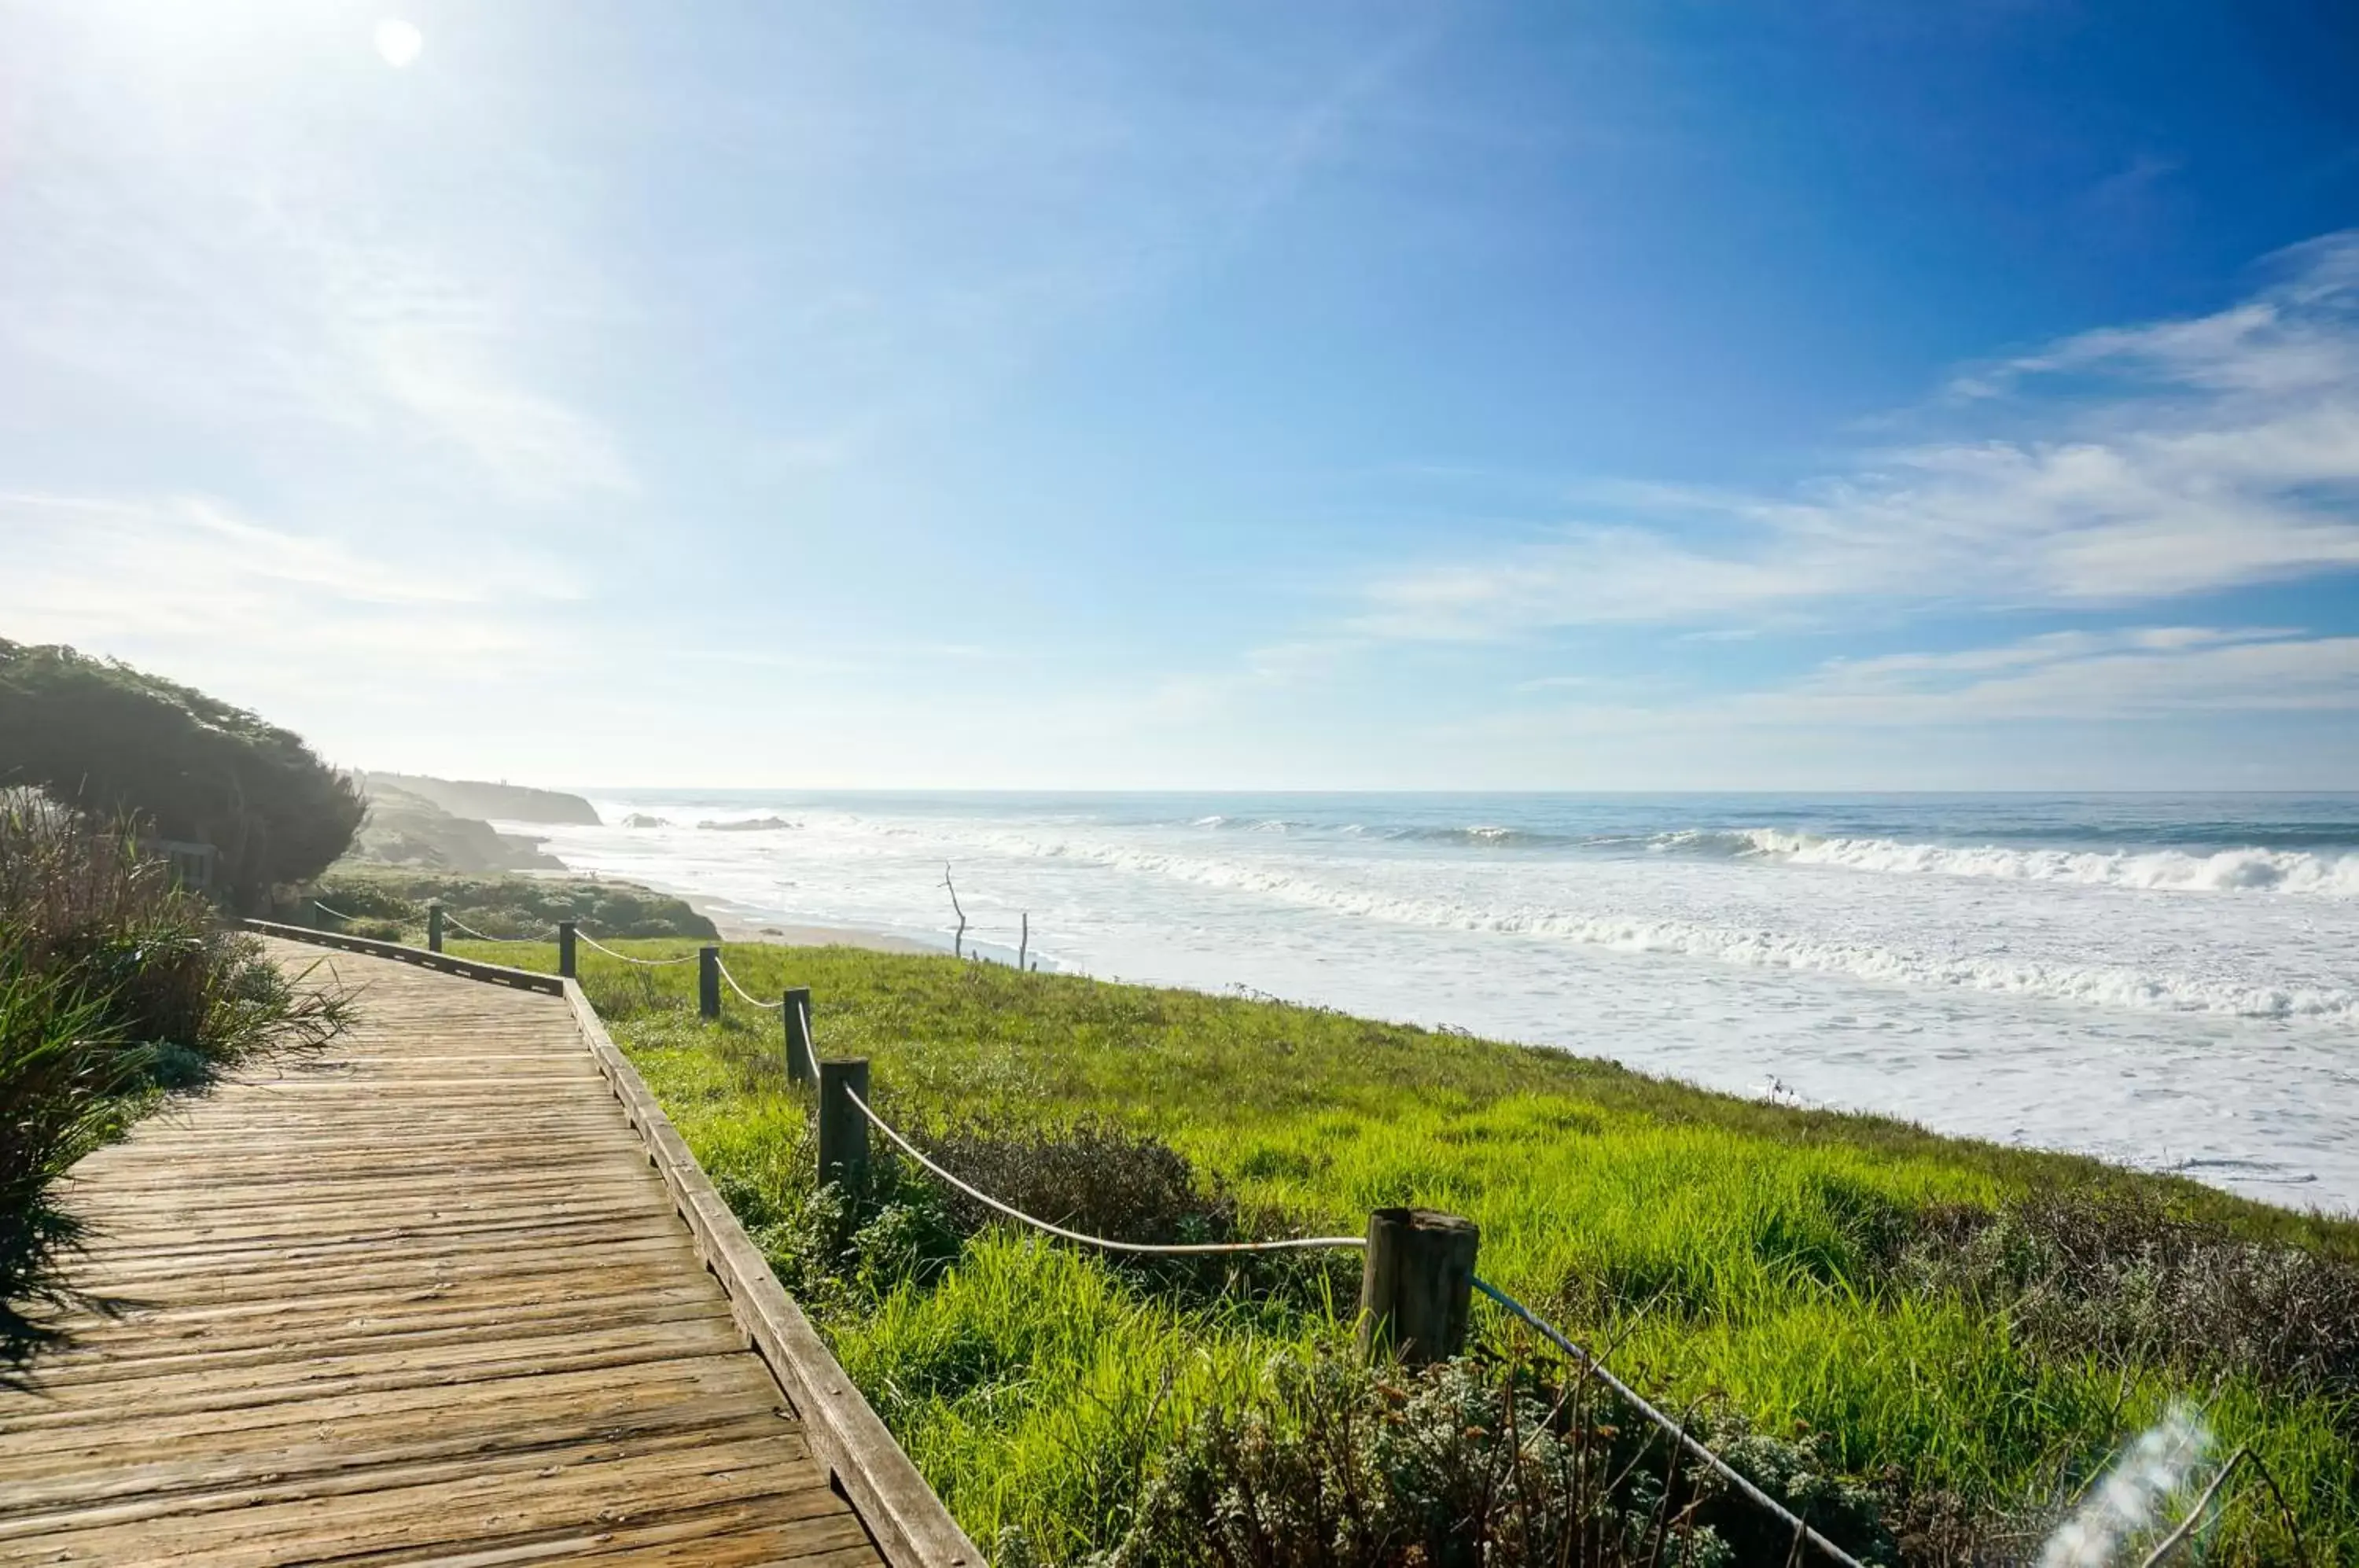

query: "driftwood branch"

left=2137, top=1446, right=2248, bottom=1568
left=940, top=863, right=967, bottom=958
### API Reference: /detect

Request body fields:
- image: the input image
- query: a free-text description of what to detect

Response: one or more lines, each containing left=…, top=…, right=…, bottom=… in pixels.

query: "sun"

left=374, top=18, right=424, bottom=68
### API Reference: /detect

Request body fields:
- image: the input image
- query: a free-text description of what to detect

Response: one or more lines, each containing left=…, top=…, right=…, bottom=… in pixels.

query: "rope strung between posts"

left=776, top=958, right=1852, bottom=1560
left=839, top=1082, right=1365, bottom=1257
left=311, top=899, right=365, bottom=922
left=573, top=928, right=700, bottom=966
left=712, top=952, right=782, bottom=1009
left=1470, top=1277, right=1868, bottom=1568
left=438, top=911, right=537, bottom=943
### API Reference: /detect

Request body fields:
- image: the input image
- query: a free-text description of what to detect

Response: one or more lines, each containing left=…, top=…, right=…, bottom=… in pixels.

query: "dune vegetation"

left=310, top=867, right=715, bottom=944
left=0, top=639, right=363, bottom=911
left=451, top=935, right=2359, bottom=1566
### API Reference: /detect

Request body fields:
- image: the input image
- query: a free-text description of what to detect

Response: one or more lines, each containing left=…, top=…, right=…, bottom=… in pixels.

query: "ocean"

left=503, top=792, right=2359, bottom=1213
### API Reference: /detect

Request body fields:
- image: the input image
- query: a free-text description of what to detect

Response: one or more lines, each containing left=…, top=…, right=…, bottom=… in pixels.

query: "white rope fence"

left=437, top=910, right=531, bottom=943
left=311, top=899, right=366, bottom=923
left=576, top=928, right=700, bottom=966
left=841, top=1082, right=1365, bottom=1258
left=1471, top=1277, right=1868, bottom=1568
left=713, top=951, right=783, bottom=1008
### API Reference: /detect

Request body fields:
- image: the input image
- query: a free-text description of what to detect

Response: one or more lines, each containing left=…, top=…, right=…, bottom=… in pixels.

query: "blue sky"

left=4, top=0, right=2357, bottom=788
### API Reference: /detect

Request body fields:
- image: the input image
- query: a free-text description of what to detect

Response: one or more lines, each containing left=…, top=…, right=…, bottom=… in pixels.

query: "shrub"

left=1893, top=1192, right=2359, bottom=1408
left=1103, top=1352, right=1758, bottom=1568
left=0, top=639, right=364, bottom=910
left=311, top=869, right=716, bottom=942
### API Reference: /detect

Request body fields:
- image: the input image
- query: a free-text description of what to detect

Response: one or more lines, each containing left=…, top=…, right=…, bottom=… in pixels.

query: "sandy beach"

left=697, top=907, right=944, bottom=955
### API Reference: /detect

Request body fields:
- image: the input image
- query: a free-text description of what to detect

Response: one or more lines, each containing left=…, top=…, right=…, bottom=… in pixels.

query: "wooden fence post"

left=558, top=920, right=577, bottom=979
left=817, top=1058, right=870, bottom=1190
left=427, top=903, right=443, bottom=953
left=784, top=986, right=814, bottom=1083
left=1357, top=1207, right=1479, bottom=1365
left=698, top=945, right=721, bottom=1019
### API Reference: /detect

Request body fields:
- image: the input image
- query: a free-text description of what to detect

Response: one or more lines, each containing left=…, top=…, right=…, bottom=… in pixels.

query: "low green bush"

left=309, top=868, right=716, bottom=943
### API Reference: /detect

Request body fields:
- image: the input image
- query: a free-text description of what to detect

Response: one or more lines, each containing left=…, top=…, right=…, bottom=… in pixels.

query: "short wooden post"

left=557, top=920, right=577, bottom=979
left=427, top=903, right=443, bottom=953
left=1357, top=1207, right=1479, bottom=1365
left=817, top=1058, right=870, bottom=1190
left=783, top=986, right=814, bottom=1083
left=697, top=945, right=721, bottom=1018
left=1018, top=912, right=1029, bottom=971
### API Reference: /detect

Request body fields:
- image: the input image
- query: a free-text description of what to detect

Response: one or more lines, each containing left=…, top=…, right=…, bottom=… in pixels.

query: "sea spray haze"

left=516, top=791, right=2359, bottom=1209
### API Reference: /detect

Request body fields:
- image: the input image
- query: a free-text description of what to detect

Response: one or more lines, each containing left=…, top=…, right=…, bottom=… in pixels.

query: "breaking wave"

left=1654, top=829, right=2359, bottom=896
left=1000, top=837, right=2355, bottom=1019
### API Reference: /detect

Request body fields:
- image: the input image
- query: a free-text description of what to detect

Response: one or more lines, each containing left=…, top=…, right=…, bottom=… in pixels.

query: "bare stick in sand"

left=941, top=862, right=967, bottom=958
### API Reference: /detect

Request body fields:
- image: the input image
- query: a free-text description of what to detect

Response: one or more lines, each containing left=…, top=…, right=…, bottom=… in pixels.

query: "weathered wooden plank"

left=351, top=1503, right=878, bottom=1568
left=5, top=1431, right=835, bottom=1566
left=43, top=1268, right=720, bottom=1357
left=70, top=1232, right=702, bottom=1305
left=1, top=1385, right=790, bottom=1511
left=28, top=1294, right=734, bottom=1390
left=5, top=1313, right=751, bottom=1426
left=0, top=1353, right=775, bottom=1470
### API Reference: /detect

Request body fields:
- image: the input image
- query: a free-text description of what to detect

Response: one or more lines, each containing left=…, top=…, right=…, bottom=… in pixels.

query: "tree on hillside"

left=0, top=640, right=363, bottom=911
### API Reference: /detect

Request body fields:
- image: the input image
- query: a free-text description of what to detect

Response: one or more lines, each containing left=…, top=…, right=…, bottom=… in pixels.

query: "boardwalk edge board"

left=241, top=919, right=568, bottom=995
left=242, top=920, right=984, bottom=1568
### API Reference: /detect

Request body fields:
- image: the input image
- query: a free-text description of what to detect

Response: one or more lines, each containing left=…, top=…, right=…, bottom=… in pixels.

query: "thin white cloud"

left=1360, top=232, right=2359, bottom=639
left=0, top=492, right=577, bottom=683
left=1495, top=626, right=2359, bottom=740
left=1748, top=629, right=2359, bottom=723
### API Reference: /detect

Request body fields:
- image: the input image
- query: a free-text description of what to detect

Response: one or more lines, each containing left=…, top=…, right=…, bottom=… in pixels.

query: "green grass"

left=455, top=936, right=2359, bottom=1564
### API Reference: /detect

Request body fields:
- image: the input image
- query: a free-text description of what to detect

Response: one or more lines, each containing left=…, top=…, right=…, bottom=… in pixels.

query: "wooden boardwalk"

left=0, top=939, right=891, bottom=1566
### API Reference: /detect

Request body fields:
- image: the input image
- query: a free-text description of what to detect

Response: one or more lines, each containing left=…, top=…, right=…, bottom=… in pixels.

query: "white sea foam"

left=535, top=793, right=2359, bottom=1210
left=980, top=835, right=2357, bottom=1019
left=1656, top=828, right=2359, bottom=896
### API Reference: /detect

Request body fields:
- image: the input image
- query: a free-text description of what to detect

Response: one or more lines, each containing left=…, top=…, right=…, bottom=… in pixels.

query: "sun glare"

left=373, top=18, right=423, bottom=69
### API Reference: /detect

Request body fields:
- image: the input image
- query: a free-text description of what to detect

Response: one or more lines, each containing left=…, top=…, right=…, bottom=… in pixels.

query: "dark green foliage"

left=1894, top=1192, right=2359, bottom=1407
left=309, top=869, right=716, bottom=942
left=0, top=800, right=350, bottom=1375
left=1102, top=1354, right=1762, bottom=1568
left=0, top=639, right=364, bottom=910
left=0, top=969, right=136, bottom=1373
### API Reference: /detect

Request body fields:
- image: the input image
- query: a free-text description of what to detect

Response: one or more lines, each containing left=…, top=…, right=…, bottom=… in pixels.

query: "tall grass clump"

left=0, top=797, right=349, bottom=1375
left=455, top=937, right=2359, bottom=1565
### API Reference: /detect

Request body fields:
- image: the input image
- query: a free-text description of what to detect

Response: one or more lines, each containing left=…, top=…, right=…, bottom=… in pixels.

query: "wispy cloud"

left=1360, top=231, right=2359, bottom=639
left=0, top=492, right=577, bottom=683
left=1489, top=626, right=2359, bottom=745
left=1749, top=626, right=2357, bottom=723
